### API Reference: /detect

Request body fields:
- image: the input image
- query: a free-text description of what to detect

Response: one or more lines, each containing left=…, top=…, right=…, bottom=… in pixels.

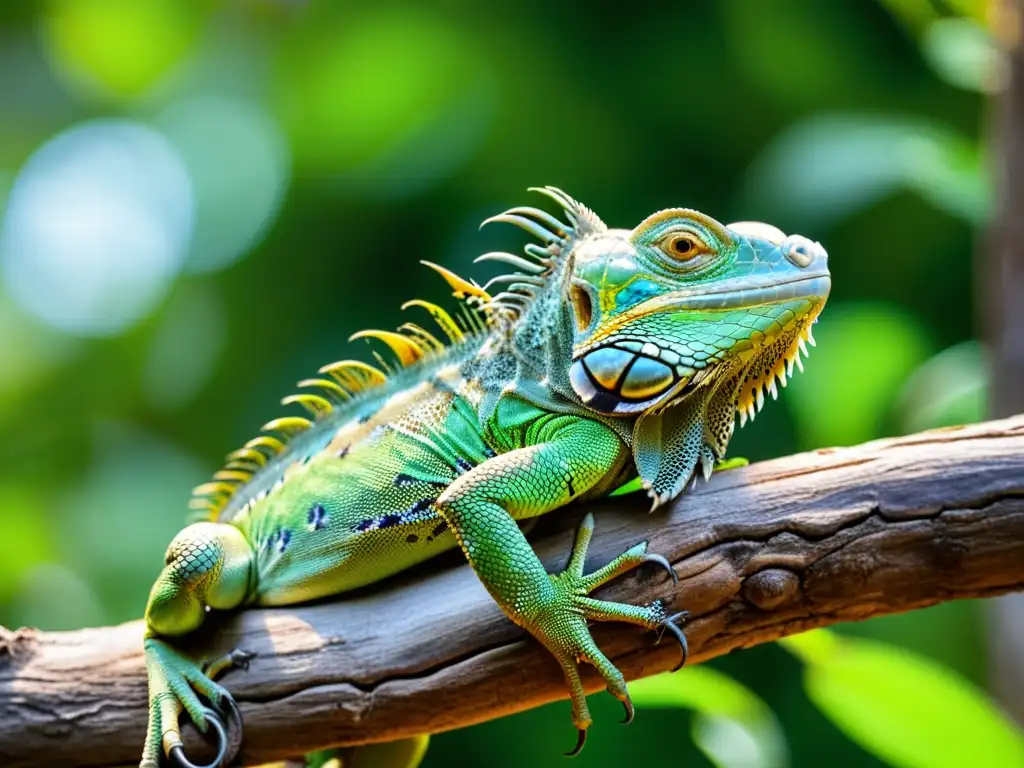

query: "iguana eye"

left=669, top=236, right=696, bottom=258
left=659, top=232, right=707, bottom=262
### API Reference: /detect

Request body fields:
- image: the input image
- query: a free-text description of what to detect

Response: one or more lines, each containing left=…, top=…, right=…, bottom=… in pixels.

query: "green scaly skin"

left=139, top=188, right=830, bottom=767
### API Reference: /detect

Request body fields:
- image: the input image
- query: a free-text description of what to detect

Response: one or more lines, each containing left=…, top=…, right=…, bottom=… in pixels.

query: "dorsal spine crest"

left=189, top=187, right=590, bottom=521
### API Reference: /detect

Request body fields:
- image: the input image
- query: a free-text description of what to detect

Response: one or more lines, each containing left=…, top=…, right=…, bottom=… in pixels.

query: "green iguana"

left=140, top=187, right=830, bottom=768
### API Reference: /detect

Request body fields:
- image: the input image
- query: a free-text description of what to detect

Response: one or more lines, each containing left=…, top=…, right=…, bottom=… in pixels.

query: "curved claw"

left=619, top=696, right=635, bottom=724
left=193, top=647, right=251, bottom=766
left=227, top=649, right=257, bottom=671
left=642, top=553, right=678, bottom=584
left=657, top=611, right=690, bottom=672
left=564, top=728, right=587, bottom=757
left=201, top=648, right=258, bottom=679
left=219, top=695, right=244, bottom=767
left=169, top=707, right=228, bottom=768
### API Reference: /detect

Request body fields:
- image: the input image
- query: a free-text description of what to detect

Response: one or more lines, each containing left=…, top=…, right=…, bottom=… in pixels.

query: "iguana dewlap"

left=139, top=188, right=830, bottom=768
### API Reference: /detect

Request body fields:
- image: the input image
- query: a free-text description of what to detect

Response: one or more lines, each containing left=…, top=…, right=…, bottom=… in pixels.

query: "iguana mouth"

left=575, top=273, right=831, bottom=353
left=664, top=273, right=832, bottom=311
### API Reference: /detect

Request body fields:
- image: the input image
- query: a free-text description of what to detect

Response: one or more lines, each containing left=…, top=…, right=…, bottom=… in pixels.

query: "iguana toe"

left=142, top=638, right=247, bottom=768
left=525, top=515, right=686, bottom=754
left=202, top=648, right=257, bottom=678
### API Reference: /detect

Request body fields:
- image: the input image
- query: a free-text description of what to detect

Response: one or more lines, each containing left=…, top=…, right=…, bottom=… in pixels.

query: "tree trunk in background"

left=986, top=0, right=1024, bottom=727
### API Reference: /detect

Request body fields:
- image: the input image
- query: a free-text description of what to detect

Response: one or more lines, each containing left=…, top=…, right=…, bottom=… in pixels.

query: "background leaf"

left=781, top=630, right=1024, bottom=768
left=631, top=667, right=789, bottom=768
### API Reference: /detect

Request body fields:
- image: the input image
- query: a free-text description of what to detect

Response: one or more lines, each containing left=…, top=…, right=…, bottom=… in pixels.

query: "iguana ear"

left=632, top=395, right=715, bottom=510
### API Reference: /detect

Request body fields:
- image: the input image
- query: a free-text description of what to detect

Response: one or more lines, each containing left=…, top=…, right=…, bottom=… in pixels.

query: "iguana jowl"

left=140, top=188, right=830, bottom=767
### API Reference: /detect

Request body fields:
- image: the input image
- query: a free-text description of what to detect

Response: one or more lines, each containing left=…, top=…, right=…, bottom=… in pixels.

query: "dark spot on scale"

left=355, top=500, right=436, bottom=533
left=358, top=412, right=373, bottom=425
left=263, top=529, right=279, bottom=551
left=567, top=475, right=576, bottom=497
left=394, top=473, right=417, bottom=488
left=307, top=503, right=328, bottom=531
left=432, top=520, right=448, bottom=538
left=483, top=446, right=497, bottom=459
left=269, top=528, right=291, bottom=553
left=406, top=534, right=419, bottom=544
left=337, top=445, right=350, bottom=459
left=455, top=457, right=474, bottom=473
left=407, top=498, right=435, bottom=516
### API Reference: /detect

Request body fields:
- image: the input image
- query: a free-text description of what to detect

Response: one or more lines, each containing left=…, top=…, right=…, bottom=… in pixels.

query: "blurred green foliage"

left=782, top=630, right=1024, bottom=768
left=0, top=0, right=1018, bottom=766
left=631, top=666, right=787, bottom=768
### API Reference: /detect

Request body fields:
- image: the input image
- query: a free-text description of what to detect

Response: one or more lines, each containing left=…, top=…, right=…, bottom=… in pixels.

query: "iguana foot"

left=529, top=512, right=687, bottom=756
left=141, top=638, right=254, bottom=768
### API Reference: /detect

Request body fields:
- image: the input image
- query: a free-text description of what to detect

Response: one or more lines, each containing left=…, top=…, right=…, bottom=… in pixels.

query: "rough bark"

left=1, top=416, right=1023, bottom=768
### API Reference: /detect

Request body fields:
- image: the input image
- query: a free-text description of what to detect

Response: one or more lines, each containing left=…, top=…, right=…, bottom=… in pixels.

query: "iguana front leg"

left=435, top=414, right=686, bottom=754
left=141, top=522, right=256, bottom=767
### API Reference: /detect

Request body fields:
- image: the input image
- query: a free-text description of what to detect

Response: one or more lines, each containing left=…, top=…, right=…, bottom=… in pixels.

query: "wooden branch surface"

left=2, top=416, right=1023, bottom=767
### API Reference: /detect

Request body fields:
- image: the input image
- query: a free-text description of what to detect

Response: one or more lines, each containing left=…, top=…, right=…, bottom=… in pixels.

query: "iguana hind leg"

left=434, top=415, right=686, bottom=755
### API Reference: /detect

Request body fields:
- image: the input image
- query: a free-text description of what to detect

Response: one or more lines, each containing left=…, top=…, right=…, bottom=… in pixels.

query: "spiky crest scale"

left=186, top=189, right=569, bottom=520
left=189, top=298, right=483, bottom=520
left=188, top=187, right=597, bottom=521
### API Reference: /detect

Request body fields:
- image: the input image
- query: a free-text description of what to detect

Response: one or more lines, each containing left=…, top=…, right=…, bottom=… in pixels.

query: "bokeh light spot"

left=0, top=119, right=194, bottom=336
left=743, top=115, right=988, bottom=229
left=41, top=0, right=203, bottom=100
left=157, top=96, right=290, bottom=273
left=898, top=340, right=987, bottom=433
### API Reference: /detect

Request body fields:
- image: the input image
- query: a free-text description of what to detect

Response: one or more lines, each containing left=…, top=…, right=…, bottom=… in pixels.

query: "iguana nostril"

left=783, top=235, right=823, bottom=268
left=619, top=357, right=675, bottom=399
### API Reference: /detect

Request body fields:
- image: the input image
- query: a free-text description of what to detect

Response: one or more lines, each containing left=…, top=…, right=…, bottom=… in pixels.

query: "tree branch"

left=2, top=416, right=1023, bottom=767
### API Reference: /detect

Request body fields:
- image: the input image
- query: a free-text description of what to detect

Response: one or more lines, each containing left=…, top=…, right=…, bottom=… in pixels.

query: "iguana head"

left=483, top=188, right=830, bottom=506
left=565, top=209, right=830, bottom=420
